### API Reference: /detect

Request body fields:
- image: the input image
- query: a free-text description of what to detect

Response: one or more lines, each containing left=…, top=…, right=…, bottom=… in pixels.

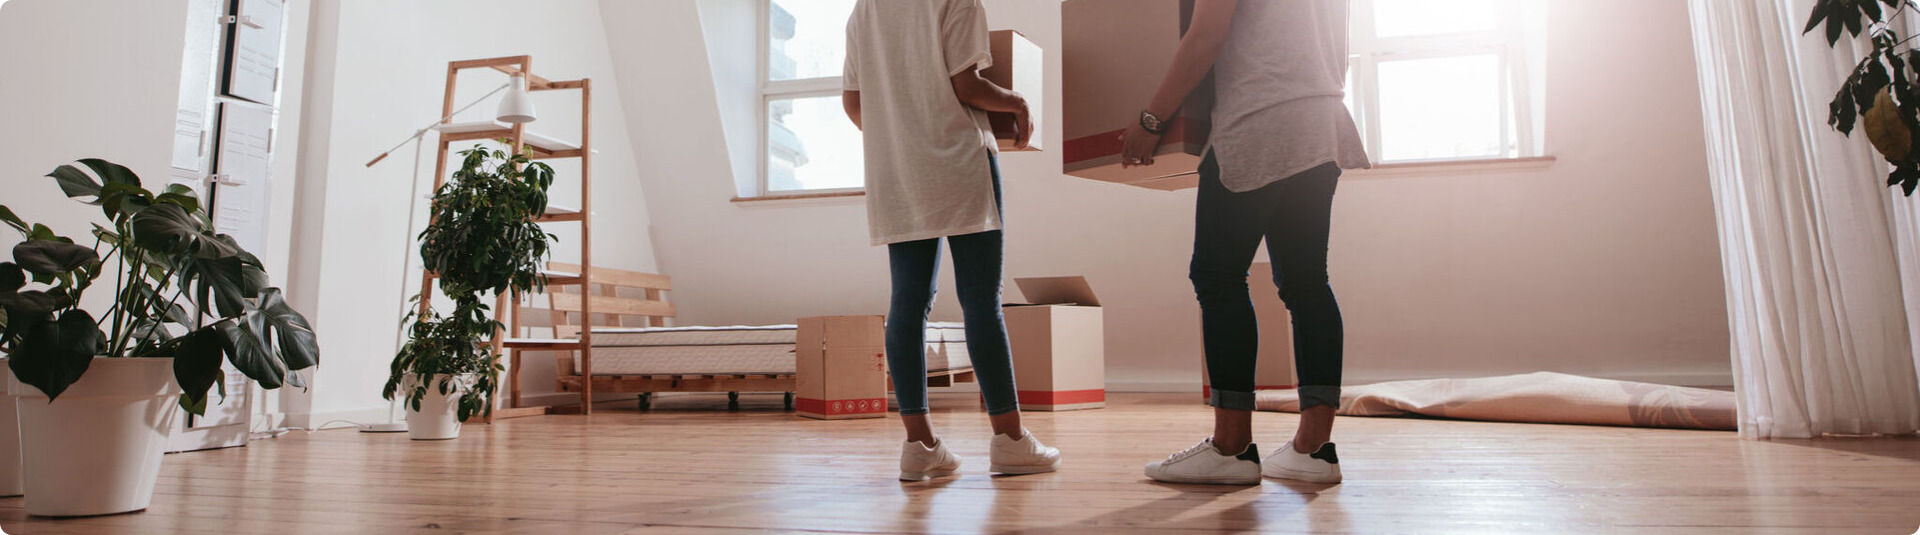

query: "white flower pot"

left=406, top=374, right=469, bottom=441
left=0, top=358, right=22, bottom=497
left=10, top=357, right=181, bottom=517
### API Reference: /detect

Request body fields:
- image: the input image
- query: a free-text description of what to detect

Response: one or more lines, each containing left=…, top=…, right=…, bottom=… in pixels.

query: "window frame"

left=756, top=0, right=864, bottom=198
left=1349, top=0, right=1541, bottom=165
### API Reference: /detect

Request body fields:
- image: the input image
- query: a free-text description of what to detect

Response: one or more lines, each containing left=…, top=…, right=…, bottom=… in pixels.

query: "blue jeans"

left=1191, top=152, right=1345, bottom=411
left=885, top=155, right=1018, bottom=416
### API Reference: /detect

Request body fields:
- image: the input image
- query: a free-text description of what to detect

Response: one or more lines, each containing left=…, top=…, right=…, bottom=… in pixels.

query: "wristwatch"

left=1139, top=109, right=1166, bottom=136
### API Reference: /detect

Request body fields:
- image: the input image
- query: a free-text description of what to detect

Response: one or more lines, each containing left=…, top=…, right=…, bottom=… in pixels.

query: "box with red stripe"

left=1006, top=277, right=1107, bottom=412
left=795, top=316, right=889, bottom=420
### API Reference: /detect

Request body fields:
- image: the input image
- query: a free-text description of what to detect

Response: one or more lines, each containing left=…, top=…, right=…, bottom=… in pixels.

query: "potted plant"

left=384, top=145, right=554, bottom=440
left=0, top=159, right=317, bottom=517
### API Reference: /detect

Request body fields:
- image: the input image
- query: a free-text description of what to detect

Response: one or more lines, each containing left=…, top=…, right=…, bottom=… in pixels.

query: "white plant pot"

left=405, top=374, right=470, bottom=441
left=0, top=358, right=22, bottom=497
left=10, top=357, right=181, bottom=517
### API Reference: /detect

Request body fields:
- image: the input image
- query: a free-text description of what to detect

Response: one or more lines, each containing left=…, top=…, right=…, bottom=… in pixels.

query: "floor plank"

left=0, top=393, right=1914, bottom=534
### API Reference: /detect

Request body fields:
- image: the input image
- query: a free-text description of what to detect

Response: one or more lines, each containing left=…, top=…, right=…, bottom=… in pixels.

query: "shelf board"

left=537, top=204, right=583, bottom=223
left=437, top=121, right=581, bottom=155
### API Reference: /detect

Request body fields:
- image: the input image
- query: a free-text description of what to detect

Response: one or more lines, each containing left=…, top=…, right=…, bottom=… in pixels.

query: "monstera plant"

left=0, top=159, right=318, bottom=414
left=384, top=145, right=554, bottom=428
left=1806, top=0, right=1920, bottom=195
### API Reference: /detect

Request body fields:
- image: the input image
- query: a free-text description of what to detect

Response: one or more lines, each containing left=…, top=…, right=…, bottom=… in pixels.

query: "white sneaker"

left=989, top=430, right=1062, bottom=475
left=1262, top=441, right=1342, bottom=484
left=1144, top=439, right=1262, bottom=485
left=899, top=439, right=962, bottom=481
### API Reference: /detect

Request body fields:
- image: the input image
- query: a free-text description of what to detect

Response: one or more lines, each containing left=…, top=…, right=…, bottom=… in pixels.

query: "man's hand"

left=1120, top=122, right=1159, bottom=168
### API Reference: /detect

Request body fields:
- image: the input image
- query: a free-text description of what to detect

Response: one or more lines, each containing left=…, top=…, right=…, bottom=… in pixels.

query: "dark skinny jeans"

left=1191, top=152, right=1345, bottom=411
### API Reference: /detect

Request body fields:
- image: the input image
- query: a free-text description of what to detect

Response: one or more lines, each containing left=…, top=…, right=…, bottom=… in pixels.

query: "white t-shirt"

left=1208, top=0, right=1371, bottom=192
left=844, top=0, right=1001, bottom=246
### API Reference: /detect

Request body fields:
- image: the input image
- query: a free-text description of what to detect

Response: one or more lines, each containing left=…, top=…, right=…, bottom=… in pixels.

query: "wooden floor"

left=1, top=393, right=1916, bottom=534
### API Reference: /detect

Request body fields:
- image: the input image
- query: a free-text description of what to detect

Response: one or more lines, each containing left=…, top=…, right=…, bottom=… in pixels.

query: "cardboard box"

left=1062, top=0, right=1212, bottom=191
left=1200, top=262, right=1299, bottom=399
left=984, top=29, right=1044, bottom=152
left=795, top=316, right=889, bottom=420
left=1005, top=277, right=1106, bottom=411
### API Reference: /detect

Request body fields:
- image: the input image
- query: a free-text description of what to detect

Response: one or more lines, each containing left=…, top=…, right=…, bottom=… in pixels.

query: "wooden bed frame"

left=501, top=263, right=975, bottom=415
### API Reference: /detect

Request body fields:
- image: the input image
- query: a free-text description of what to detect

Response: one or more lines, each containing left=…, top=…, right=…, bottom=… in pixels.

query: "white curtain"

left=1688, top=0, right=1920, bottom=438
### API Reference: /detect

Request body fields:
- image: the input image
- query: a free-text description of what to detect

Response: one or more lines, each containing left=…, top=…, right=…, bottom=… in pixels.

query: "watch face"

left=1141, top=111, right=1162, bottom=131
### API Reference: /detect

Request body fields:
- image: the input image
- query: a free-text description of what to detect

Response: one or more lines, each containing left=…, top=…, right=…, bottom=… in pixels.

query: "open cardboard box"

left=1005, top=277, right=1107, bottom=411
left=1062, top=0, right=1212, bottom=191
left=795, top=316, right=889, bottom=420
left=984, top=29, right=1044, bottom=152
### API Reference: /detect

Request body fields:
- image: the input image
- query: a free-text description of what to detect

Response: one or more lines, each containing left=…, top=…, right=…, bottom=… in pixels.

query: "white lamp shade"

left=496, top=74, right=538, bottom=124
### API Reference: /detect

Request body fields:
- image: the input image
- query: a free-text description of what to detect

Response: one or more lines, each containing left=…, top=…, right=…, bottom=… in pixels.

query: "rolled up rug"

left=1255, top=372, right=1736, bottom=431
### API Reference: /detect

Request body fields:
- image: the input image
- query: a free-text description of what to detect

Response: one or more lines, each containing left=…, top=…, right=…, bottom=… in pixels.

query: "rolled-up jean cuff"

left=1208, top=389, right=1257, bottom=411
left=1298, top=386, right=1341, bottom=410
left=898, top=407, right=929, bottom=416
left=985, top=403, right=1019, bottom=416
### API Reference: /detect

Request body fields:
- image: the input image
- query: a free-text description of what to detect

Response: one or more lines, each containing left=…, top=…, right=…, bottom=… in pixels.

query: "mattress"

left=579, top=323, right=972, bottom=376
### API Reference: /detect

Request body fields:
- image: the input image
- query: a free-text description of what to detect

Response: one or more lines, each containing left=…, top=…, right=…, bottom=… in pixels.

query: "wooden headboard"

left=515, top=262, right=675, bottom=375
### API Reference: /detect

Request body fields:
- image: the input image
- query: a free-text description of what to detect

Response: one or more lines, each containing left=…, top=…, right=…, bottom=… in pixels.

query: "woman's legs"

left=1189, top=153, right=1271, bottom=455
left=1261, top=163, right=1344, bottom=453
left=887, top=237, right=942, bottom=446
left=948, top=229, right=1024, bottom=438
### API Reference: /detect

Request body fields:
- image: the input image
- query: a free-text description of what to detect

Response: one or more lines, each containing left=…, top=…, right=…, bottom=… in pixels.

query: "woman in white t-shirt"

left=840, top=0, right=1062, bottom=482
left=1124, top=0, right=1371, bottom=486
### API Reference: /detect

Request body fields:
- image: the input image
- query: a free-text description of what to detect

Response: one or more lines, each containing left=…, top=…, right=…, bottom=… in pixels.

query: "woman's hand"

left=1121, top=122, right=1161, bottom=168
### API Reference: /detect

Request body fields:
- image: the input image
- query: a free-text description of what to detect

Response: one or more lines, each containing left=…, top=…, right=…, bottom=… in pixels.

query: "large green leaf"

left=12, top=240, right=100, bottom=276
left=213, top=312, right=287, bottom=390
left=128, top=203, right=200, bottom=256
left=166, top=329, right=226, bottom=416
left=98, top=182, right=152, bottom=222
left=256, top=288, right=318, bottom=373
left=0, top=206, right=26, bottom=236
left=78, top=159, right=140, bottom=189
left=10, top=310, right=102, bottom=401
left=45, top=164, right=102, bottom=202
left=0, top=263, right=22, bottom=293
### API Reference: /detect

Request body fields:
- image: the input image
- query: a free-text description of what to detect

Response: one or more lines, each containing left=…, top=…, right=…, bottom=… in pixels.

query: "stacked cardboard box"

left=984, top=30, right=1044, bottom=152
left=795, top=316, right=889, bottom=420
left=1062, top=0, right=1211, bottom=191
left=1006, top=277, right=1107, bottom=411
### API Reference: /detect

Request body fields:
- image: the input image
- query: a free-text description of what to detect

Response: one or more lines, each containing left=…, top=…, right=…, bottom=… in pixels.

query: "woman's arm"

left=1121, top=0, right=1238, bottom=167
left=843, top=90, right=862, bottom=130
left=952, top=69, right=1033, bottom=149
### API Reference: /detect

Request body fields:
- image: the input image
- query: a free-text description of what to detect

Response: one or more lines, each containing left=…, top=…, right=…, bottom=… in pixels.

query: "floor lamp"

left=358, top=73, right=538, bottom=433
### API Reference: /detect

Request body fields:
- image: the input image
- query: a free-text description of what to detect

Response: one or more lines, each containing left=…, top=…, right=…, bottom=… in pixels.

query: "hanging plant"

left=385, top=145, right=555, bottom=422
left=1805, top=0, right=1920, bottom=195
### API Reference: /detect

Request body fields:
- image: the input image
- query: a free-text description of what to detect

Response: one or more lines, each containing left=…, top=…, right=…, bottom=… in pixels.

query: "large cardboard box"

left=795, top=316, right=889, bottom=420
left=1005, top=277, right=1106, bottom=411
left=984, top=29, right=1043, bottom=152
left=1062, top=0, right=1212, bottom=191
left=1200, top=262, right=1299, bottom=399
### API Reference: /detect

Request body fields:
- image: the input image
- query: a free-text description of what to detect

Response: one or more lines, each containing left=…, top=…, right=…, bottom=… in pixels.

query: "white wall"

left=286, top=0, right=659, bottom=424
left=608, top=0, right=1732, bottom=391
left=0, top=0, right=191, bottom=313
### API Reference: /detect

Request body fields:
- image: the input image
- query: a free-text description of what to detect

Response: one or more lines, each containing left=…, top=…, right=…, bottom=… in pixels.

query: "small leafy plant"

left=384, top=145, right=554, bottom=422
left=1805, top=0, right=1920, bottom=195
left=0, top=159, right=317, bottom=414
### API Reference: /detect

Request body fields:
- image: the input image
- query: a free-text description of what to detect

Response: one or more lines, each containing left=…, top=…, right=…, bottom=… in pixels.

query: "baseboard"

left=283, top=405, right=396, bottom=431
left=1105, top=370, right=1736, bottom=394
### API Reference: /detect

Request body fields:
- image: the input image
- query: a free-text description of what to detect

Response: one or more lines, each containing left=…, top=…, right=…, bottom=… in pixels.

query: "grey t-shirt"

left=1208, top=0, right=1372, bottom=192
left=844, top=0, right=1001, bottom=246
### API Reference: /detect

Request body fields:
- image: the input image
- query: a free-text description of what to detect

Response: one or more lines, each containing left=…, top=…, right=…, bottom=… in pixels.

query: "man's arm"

left=952, top=69, right=1032, bottom=149
left=842, top=90, right=862, bottom=130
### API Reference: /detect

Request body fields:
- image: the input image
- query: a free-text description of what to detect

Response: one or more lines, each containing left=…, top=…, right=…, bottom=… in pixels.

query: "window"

left=759, top=0, right=863, bottom=195
left=1348, top=0, right=1547, bottom=164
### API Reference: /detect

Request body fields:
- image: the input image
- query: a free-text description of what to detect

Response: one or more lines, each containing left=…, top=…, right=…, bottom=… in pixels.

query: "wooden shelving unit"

left=415, top=55, right=597, bottom=419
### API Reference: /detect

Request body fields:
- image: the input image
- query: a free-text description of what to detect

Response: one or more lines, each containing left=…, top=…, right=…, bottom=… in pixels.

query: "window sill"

left=731, top=190, right=866, bottom=204
left=1348, top=155, right=1557, bottom=178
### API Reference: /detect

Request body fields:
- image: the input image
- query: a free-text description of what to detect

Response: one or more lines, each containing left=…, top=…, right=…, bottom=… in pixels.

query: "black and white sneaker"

left=1143, top=439, right=1263, bottom=485
left=1262, top=441, right=1342, bottom=484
